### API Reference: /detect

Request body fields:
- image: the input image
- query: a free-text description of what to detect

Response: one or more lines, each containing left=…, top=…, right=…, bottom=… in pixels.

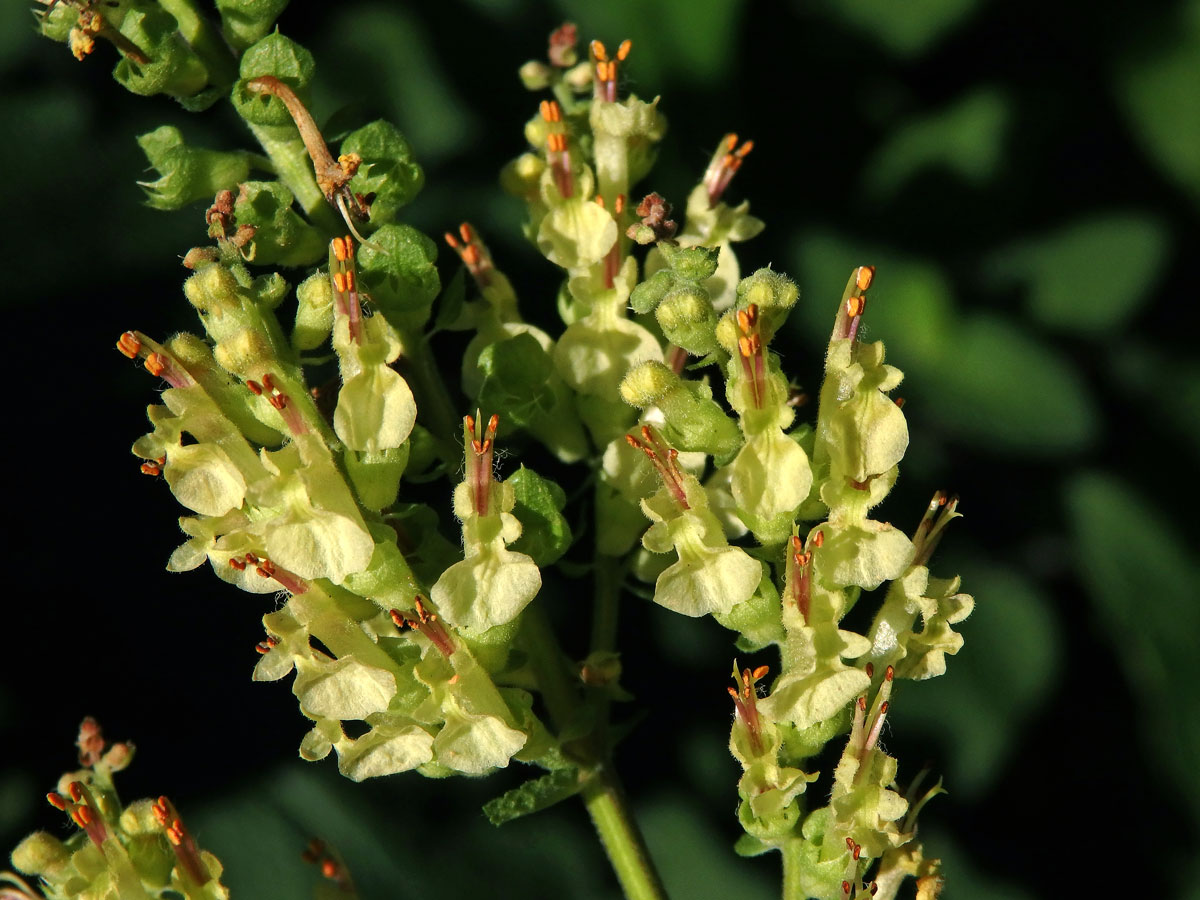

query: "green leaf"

left=863, top=87, right=1009, bottom=197
left=1065, top=472, right=1200, bottom=812
left=214, top=0, right=290, bottom=52
left=816, top=0, right=984, bottom=58
left=433, top=266, right=468, bottom=332
left=991, top=213, right=1169, bottom=336
left=231, top=33, right=315, bottom=127
left=356, top=224, right=441, bottom=333
left=233, top=180, right=325, bottom=266
left=475, top=333, right=557, bottom=431
left=136, top=126, right=254, bottom=210
left=508, top=466, right=574, bottom=567
left=1117, top=8, right=1200, bottom=206
left=482, top=767, right=583, bottom=826
left=112, top=7, right=209, bottom=99
left=342, top=119, right=425, bottom=225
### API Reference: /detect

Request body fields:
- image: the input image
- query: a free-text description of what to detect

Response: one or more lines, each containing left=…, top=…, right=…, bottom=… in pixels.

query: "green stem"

left=158, top=0, right=238, bottom=88
left=781, top=836, right=807, bottom=900
left=401, top=330, right=463, bottom=462
left=244, top=122, right=341, bottom=233
left=520, top=605, right=669, bottom=900
left=591, top=550, right=623, bottom=655
left=581, top=767, right=669, bottom=900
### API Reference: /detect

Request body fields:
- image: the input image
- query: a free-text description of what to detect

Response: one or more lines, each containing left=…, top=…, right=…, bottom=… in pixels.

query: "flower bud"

left=519, top=60, right=553, bottom=90
left=213, top=328, right=273, bottom=379
left=11, top=831, right=69, bottom=876
left=113, top=7, right=210, bottom=99
left=136, top=126, right=253, bottom=211
left=657, top=242, right=720, bottom=282
left=293, top=270, right=334, bottom=351
left=214, top=0, right=290, bottom=51
left=655, top=287, right=719, bottom=356
left=619, top=360, right=676, bottom=408
left=232, top=33, right=316, bottom=127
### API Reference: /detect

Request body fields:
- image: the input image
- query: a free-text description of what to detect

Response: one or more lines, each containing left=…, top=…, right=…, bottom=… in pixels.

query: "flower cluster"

left=23, top=10, right=974, bottom=898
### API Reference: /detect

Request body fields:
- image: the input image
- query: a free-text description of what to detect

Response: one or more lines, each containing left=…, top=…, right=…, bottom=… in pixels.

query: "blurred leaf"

left=1064, top=471, right=1200, bottom=813
left=642, top=792, right=774, bottom=900
left=863, top=87, right=1010, bottom=198
left=809, top=0, right=985, bottom=58
left=990, top=213, right=1169, bottom=337
left=552, top=0, right=744, bottom=86
left=894, top=559, right=1060, bottom=799
left=928, top=314, right=1098, bottom=452
left=320, top=7, right=473, bottom=161
left=922, top=828, right=1035, bottom=900
left=1111, top=343, right=1200, bottom=461
left=1116, top=1, right=1200, bottom=205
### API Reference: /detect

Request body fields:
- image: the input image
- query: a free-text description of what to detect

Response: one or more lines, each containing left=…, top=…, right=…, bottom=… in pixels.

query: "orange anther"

left=47, top=792, right=67, bottom=810
left=463, top=245, right=480, bottom=266
left=846, top=297, right=864, bottom=318
left=885, top=665, right=894, bottom=681
left=617, top=39, right=631, bottom=60
left=855, top=265, right=875, bottom=292
left=726, top=686, right=740, bottom=700
left=843, top=882, right=852, bottom=896
left=738, top=336, right=754, bottom=359
left=591, top=39, right=606, bottom=61
left=167, top=824, right=183, bottom=846
left=459, top=223, right=474, bottom=243
left=262, top=373, right=276, bottom=391
left=229, top=557, right=246, bottom=571
left=813, top=531, right=824, bottom=548
left=246, top=380, right=262, bottom=395
left=321, top=859, right=338, bottom=879
left=879, top=701, right=890, bottom=714
left=725, top=133, right=738, bottom=151
left=144, top=353, right=166, bottom=377
left=68, top=782, right=84, bottom=802
left=268, top=394, right=287, bottom=410
left=389, top=608, right=405, bottom=628
left=858, top=696, right=867, bottom=711
left=752, top=665, right=769, bottom=680
left=595, top=194, right=605, bottom=208
left=735, top=140, right=754, bottom=158
left=344, top=270, right=355, bottom=292
left=332, top=237, right=348, bottom=262
left=140, top=461, right=161, bottom=476
left=487, top=413, right=499, bottom=432
left=465, top=414, right=476, bottom=433
left=116, top=331, right=141, bottom=358
left=76, top=806, right=95, bottom=827
left=333, top=272, right=347, bottom=293
left=443, top=231, right=459, bottom=249
left=865, top=662, right=875, bottom=678
left=614, top=194, right=625, bottom=214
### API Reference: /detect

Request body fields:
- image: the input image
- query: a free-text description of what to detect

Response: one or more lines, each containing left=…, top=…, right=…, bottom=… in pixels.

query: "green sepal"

left=508, top=466, right=574, bottom=567
left=136, top=126, right=253, bottom=210
left=357, top=224, right=441, bottom=333
left=652, top=379, right=742, bottom=462
left=341, top=120, right=425, bottom=225
left=214, top=0, right=291, bottom=52
left=339, top=521, right=421, bottom=607
left=629, top=268, right=673, bottom=314
left=656, top=242, right=720, bottom=282
left=475, top=333, right=557, bottom=431
left=292, top=270, right=334, bottom=351
left=482, top=767, right=583, bottom=826
left=233, top=180, right=326, bottom=266
left=733, top=833, right=773, bottom=858
left=655, top=286, right=720, bottom=356
left=112, top=7, right=209, bottom=99
left=779, top=705, right=853, bottom=762
left=344, top=445, right=408, bottom=511
left=714, top=563, right=785, bottom=651
left=231, top=33, right=315, bottom=127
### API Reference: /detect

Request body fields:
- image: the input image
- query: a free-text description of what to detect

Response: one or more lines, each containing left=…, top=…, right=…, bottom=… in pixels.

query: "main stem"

left=781, top=836, right=808, bottom=900
left=520, top=606, right=668, bottom=900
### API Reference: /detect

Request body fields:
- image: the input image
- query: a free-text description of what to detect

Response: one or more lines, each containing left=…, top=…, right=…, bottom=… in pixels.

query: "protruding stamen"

left=833, top=265, right=876, bottom=342
left=251, top=372, right=308, bottom=436
left=728, top=662, right=769, bottom=755
left=733, top=302, right=769, bottom=408
left=116, top=331, right=141, bottom=359
left=152, top=796, right=209, bottom=886
left=912, top=490, right=961, bottom=567
left=703, top=133, right=754, bottom=207
left=625, top=425, right=690, bottom=509
left=328, top=235, right=365, bottom=343
left=390, top=599, right=455, bottom=658
left=463, top=412, right=499, bottom=517
left=539, top=100, right=574, bottom=197
left=784, top=528, right=822, bottom=622
left=116, top=331, right=195, bottom=389
left=590, top=38, right=630, bottom=102
left=444, top=222, right=496, bottom=288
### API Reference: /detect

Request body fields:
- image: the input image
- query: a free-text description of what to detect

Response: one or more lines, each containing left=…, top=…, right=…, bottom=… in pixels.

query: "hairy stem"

left=781, top=836, right=808, bottom=900
left=243, top=122, right=341, bottom=233
left=400, top=330, right=464, bottom=462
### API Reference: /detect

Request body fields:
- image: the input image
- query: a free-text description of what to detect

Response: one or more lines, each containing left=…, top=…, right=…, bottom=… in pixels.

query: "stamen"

left=624, top=426, right=690, bottom=509
left=590, top=38, right=630, bottom=102
left=328, top=235, right=364, bottom=343
left=728, top=662, right=769, bottom=755
left=116, top=331, right=195, bottom=389
left=390, top=600, right=455, bottom=658
left=703, top=133, right=754, bottom=207
left=912, top=490, right=961, bottom=567
left=833, top=265, right=876, bottom=342
left=444, top=222, right=496, bottom=288
left=734, top=302, right=767, bottom=408
left=152, top=796, right=209, bottom=886
left=540, top=100, right=574, bottom=197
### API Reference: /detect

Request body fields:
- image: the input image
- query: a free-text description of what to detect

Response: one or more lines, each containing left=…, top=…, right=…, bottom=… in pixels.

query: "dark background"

left=3, top=1, right=1199, bottom=897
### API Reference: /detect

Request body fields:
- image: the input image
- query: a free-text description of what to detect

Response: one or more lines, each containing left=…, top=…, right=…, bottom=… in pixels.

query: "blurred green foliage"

left=3, top=0, right=1197, bottom=898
